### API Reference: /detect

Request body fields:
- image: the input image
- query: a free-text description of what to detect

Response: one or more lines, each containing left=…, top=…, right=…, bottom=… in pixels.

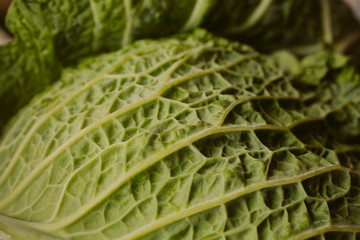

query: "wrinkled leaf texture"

left=0, top=0, right=215, bottom=129
left=1, top=0, right=359, bottom=131
left=0, top=31, right=359, bottom=240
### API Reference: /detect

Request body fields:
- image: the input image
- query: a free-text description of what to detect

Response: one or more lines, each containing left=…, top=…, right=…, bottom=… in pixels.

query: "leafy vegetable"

left=0, top=30, right=359, bottom=240
left=0, top=0, right=215, bottom=129
left=1, top=0, right=359, bottom=130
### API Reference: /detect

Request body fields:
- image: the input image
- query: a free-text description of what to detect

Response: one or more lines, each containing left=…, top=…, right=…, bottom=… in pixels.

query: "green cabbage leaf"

left=1, top=0, right=359, bottom=130
left=0, top=30, right=359, bottom=240
left=0, top=0, right=215, bottom=129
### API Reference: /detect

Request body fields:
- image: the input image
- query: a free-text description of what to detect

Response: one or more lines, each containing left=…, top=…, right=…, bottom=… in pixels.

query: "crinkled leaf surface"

left=0, top=31, right=359, bottom=240
left=0, top=0, right=215, bottom=130
left=2, top=0, right=359, bottom=131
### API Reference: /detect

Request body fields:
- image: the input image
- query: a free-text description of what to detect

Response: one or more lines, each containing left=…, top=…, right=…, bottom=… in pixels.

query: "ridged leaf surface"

left=0, top=31, right=359, bottom=240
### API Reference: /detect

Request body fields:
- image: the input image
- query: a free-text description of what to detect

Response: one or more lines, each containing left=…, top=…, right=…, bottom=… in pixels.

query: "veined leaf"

left=0, top=0, right=215, bottom=131
left=0, top=30, right=359, bottom=240
left=1, top=0, right=359, bottom=130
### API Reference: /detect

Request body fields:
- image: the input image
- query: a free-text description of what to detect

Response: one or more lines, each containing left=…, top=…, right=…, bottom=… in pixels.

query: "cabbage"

left=1, top=0, right=359, bottom=130
left=0, top=30, right=359, bottom=240
left=0, top=0, right=215, bottom=127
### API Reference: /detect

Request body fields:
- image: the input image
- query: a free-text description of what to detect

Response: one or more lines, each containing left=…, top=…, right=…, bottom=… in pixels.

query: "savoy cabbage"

left=1, top=0, right=359, bottom=130
left=0, top=30, right=359, bottom=240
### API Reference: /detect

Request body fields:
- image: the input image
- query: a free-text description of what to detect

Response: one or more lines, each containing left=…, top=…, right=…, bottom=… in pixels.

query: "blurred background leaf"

left=343, top=0, right=360, bottom=22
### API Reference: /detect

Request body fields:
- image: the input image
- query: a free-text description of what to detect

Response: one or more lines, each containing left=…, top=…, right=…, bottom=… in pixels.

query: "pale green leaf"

left=0, top=31, right=359, bottom=240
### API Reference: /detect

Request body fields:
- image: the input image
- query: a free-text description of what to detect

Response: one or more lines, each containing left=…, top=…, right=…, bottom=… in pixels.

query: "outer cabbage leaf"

left=0, top=0, right=215, bottom=130
left=1, top=0, right=359, bottom=131
left=0, top=30, right=360, bottom=240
